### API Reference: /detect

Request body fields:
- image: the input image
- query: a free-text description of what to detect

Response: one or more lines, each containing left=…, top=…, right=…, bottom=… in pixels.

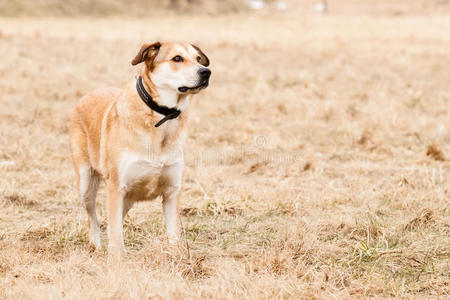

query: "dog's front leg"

left=162, top=162, right=183, bottom=245
left=106, top=184, right=125, bottom=261
left=163, top=189, right=181, bottom=245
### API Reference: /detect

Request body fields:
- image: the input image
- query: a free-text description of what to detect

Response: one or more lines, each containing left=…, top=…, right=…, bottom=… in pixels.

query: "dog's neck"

left=125, top=72, right=188, bottom=147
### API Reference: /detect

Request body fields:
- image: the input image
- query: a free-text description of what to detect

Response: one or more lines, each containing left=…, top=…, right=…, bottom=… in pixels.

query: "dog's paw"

left=89, top=230, right=101, bottom=250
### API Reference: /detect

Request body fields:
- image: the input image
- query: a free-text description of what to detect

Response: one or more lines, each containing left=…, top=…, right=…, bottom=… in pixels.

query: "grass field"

left=0, top=3, right=449, bottom=299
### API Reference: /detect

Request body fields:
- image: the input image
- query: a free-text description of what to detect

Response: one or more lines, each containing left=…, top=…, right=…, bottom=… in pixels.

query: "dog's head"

left=132, top=41, right=210, bottom=95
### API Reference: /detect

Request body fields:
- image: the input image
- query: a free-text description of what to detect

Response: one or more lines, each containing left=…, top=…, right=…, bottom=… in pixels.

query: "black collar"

left=136, top=76, right=181, bottom=127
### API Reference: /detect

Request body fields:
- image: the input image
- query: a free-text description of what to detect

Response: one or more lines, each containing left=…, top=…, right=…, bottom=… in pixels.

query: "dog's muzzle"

left=178, top=68, right=211, bottom=93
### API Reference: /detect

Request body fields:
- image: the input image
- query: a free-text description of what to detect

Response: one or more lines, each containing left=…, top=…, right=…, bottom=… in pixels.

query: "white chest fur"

left=117, top=89, right=188, bottom=197
left=118, top=145, right=184, bottom=193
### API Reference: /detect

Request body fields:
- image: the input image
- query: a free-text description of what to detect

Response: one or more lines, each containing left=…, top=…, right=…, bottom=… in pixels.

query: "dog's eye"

left=172, top=55, right=183, bottom=62
left=196, top=56, right=201, bottom=62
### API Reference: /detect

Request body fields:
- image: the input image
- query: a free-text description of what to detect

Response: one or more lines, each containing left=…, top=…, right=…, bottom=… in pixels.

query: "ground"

left=0, top=7, right=449, bottom=300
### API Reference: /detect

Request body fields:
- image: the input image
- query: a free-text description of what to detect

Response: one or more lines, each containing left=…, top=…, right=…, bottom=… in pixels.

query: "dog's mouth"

left=178, top=80, right=209, bottom=93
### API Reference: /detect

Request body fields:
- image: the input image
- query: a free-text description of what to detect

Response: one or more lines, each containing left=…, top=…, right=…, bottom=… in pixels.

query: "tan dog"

left=69, top=41, right=210, bottom=260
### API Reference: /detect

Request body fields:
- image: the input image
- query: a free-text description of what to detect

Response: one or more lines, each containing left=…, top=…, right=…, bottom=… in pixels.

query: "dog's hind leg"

left=122, top=198, right=134, bottom=219
left=70, top=117, right=102, bottom=249
left=79, top=166, right=101, bottom=249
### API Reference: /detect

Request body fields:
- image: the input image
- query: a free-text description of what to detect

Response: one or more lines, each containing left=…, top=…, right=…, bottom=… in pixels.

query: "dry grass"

left=0, top=2, right=449, bottom=298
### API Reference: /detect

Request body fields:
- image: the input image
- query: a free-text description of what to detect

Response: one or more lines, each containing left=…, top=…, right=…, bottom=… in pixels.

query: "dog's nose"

left=199, top=68, right=211, bottom=79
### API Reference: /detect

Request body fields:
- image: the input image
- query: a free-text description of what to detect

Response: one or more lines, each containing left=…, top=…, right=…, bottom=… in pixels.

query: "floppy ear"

left=191, top=44, right=210, bottom=67
left=131, top=41, right=161, bottom=66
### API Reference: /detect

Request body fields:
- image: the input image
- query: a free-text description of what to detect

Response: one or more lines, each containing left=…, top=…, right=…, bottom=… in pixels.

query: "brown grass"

left=0, top=2, right=449, bottom=299
left=427, top=140, right=446, bottom=161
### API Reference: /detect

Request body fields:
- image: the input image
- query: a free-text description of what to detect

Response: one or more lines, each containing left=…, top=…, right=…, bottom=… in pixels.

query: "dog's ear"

left=131, top=41, right=161, bottom=66
left=191, top=44, right=210, bottom=67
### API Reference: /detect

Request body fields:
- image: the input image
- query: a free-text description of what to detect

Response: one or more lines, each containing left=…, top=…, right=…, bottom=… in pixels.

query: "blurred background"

left=0, top=0, right=449, bottom=299
left=2, top=0, right=450, bottom=16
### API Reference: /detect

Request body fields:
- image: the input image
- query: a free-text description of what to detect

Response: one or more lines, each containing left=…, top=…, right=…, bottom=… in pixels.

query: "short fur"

left=69, top=41, right=210, bottom=260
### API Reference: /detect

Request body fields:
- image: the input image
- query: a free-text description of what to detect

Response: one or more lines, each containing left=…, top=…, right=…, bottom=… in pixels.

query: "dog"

left=69, top=41, right=210, bottom=260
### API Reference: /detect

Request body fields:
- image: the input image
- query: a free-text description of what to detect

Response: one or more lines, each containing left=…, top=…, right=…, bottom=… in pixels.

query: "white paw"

left=89, top=228, right=101, bottom=249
